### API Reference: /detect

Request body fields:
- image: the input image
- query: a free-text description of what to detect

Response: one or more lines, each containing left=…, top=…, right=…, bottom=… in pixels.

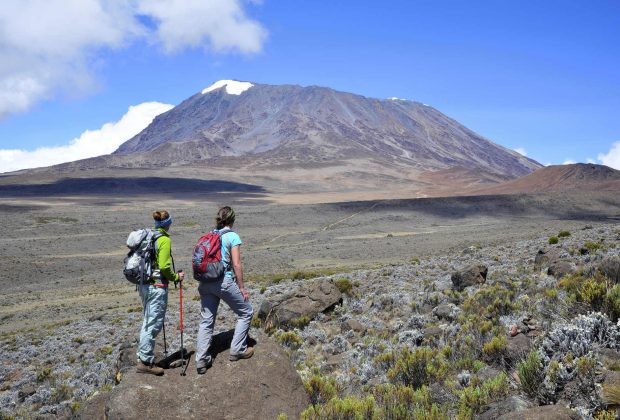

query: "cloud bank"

left=0, top=102, right=173, bottom=173
left=598, top=141, right=620, bottom=170
left=0, top=0, right=266, bottom=118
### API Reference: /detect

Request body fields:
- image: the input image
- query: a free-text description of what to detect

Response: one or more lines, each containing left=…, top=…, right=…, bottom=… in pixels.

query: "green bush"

left=548, top=236, right=559, bottom=245
left=301, top=396, right=376, bottom=420
left=36, top=367, right=53, bottom=382
left=558, top=230, right=571, bottom=238
left=604, top=284, right=620, bottom=321
left=482, top=335, right=506, bottom=363
left=517, top=350, right=543, bottom=398
left=276, top=331, right=304, bottom=349
left=584, top=241, right=603, bottom=252
left=372, top=383, right=431, bottom=414
left=304, top=374, right=340, bottom=405
left=334, top=278, right=353, bottom=295
left=456, top=372, right=509, bottom=419
left=386, top=347, right=447, bottom=389
left=51, top=383, right=73, bottom=403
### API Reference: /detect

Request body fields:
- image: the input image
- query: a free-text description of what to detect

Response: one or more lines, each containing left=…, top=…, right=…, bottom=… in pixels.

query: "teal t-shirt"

left=216, top=229, right=242, bottom=279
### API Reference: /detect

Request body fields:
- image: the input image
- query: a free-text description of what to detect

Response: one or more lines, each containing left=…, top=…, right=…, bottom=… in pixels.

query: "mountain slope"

left=471, top=163, right=620, bottom=195
left=113, top=80, right=540, bottom=178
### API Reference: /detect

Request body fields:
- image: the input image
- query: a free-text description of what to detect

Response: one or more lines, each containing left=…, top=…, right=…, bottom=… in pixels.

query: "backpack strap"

left=216, top=228, right=234, bottom=272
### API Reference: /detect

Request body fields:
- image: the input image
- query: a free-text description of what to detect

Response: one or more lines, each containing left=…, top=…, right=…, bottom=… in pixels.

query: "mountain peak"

left=201, top=80, right=254, bottom=95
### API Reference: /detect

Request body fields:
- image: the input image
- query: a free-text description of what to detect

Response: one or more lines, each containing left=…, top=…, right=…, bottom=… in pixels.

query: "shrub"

left=276, top=331, right=304, bottom=349
left=334, top=278, right=353, bottom=295
left=604, top=285, right=620, bottom=321
left=301, top=396, right=376, bottom=420
left=594, top=410, right=617, bottom=420
left=36, top=367, right=53, bottom=382
left=584, top=241, right=603, bottom=252
left=386, top=347, right=447, bottom=389
left=517, top=350, right=543, bottom=399
left=482, top=335, right=507, bottom=363
left=580, top=278, right=607, bottom=309
left=548, top=236, right=559, bottom=245
left=304, top=374, right=340, bottom=405
left=372, top=384, right=431, bottom=415
left=558, top=230, right=571, bottom=238
left=51, top=383, right=73, bottom=403
left=291, top=316, right=312, bottom=329
left=456, top=373, right=509, bottom=419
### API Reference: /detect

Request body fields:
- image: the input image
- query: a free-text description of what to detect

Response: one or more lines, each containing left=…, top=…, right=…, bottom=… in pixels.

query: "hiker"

left=195, top=206, right=254, bottom=374
left=136, top=210, right=184, bottom=376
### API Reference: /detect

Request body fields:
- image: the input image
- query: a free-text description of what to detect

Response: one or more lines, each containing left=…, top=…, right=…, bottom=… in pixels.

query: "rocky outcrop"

left=534, top=249, right=575, bottom=278
left=497, top=405, right=580, bottom=420
left=451, top=264, right=488, bottom=291
left=258, top=279, right=342, bottom=330
left=77, top=331, right=309, bottom=420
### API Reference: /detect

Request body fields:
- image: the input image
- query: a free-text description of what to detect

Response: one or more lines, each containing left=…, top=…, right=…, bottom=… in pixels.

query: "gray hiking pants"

left=195, top=276, right=254, bottom=368
left=137, top=284, right=168, bottom=364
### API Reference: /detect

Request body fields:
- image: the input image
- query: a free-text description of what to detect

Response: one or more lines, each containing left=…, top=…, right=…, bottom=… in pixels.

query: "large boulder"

left=497, top=405, right=580, bottom=420
left=599, top=256, right=620, bottom=283
left=258, top=279, right=342, bottom=330
left=451, top=264, right=488, bottom=291
left=534, top=249, right=575, bottom=279
left=76, top=331, right=309, bottom=419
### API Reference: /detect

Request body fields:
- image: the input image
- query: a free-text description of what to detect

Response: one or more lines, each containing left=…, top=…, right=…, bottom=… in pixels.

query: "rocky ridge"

left=1, top=223, right=620, bottom=418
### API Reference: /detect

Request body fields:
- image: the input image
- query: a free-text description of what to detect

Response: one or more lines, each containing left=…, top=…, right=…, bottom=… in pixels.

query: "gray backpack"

left=123, top=229, right=162, bottom=286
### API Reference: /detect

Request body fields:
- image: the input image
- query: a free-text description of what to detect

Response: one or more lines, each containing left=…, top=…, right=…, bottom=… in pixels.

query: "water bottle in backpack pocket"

left=192, top=229, right=231, bottom=281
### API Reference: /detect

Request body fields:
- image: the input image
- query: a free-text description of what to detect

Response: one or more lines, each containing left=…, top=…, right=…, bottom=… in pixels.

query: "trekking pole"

left=162, top=323, right=168, bottom=357
left=178, top=270, right=187, bottom=376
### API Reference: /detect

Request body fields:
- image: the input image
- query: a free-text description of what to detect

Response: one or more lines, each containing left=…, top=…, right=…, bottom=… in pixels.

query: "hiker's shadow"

left=210, top=329, right=257, bottom=361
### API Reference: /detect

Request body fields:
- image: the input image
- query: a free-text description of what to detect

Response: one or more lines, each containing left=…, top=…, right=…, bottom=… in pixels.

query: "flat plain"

left=1, top=190, right=618, bottom=337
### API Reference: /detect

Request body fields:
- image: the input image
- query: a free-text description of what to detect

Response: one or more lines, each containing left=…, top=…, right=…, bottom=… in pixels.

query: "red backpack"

left=192, top=228, right=232, bottom=281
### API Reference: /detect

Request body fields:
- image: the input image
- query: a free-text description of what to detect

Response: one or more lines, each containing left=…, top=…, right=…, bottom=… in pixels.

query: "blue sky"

left=1, top=0, right=619, bottom=172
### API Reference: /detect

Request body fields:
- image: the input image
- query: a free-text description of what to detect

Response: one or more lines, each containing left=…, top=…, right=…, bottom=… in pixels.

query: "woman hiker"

left=136, top=210, right=184, bottom=376
left=195, top=206, right=254, bottom=374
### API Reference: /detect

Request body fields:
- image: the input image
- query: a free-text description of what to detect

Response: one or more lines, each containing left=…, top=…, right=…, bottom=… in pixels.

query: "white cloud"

left=0, top=0, right=266, bottom=118
left=586, top=158, right=596, bottom=164
left=0, top=102, right=173, bottom=173
left=137, top=0, right=267, bottom=54
left=563, top=159, right=576, bottom=165
left=598, top=141, right=620, bottom=170
left=514, top=147, right=527, bottom=156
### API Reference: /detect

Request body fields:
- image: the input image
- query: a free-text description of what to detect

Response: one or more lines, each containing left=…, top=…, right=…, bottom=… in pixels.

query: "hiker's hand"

left=178, top=271, right=185, bottom=282
left=240, top=286, right=249, bottom=301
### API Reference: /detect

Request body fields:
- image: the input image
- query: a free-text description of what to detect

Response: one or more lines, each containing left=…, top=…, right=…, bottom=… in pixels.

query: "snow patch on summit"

left=202, top=80, right=254, bottom=95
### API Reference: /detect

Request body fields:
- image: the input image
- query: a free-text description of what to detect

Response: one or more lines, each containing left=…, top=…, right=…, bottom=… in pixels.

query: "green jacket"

left=152, top=228, right=179, bottom=283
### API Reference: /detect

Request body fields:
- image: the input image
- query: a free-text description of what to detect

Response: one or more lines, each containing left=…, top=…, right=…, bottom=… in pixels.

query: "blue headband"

left=155, top=216, right=172, bottom=228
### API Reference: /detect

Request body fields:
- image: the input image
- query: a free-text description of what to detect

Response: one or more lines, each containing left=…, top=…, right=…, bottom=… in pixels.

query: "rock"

left=599, top=256, right=620, bottom=283
left=479, top=395, right=531, bottom=420
left=451, top=264, right=488, bottom=291
left=497, top=405, right=580, bottom=420
left=342, top=319, right=366, bottom=334
left=598, top=348, right=620, bottom=370
left=432, top=303, right=461, bottom=321
left=510, top=324, right=519, bottom=337
left=457, top=370, right=470, bottom=387
left=78, top=331, right=309, bottom=420
left=535, top=249, right=560, bottom=269
left=475, top=365, right=502, bottom=382
left=423, top=326, right=443, bottom=343
left=17, top=385, right=36, bottom=403
left=547, top=261, right=574, bottom=279
left=505, top=334, right=532, bottom=364
left=258, top=279, right=342, bottom=330
left=603, top=370, right=620, bottom=387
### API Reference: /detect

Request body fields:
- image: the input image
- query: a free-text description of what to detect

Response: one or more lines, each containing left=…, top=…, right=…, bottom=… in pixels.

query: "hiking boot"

left=197, top=355, right=212, bottom=374
left=136, top=360, right=164, bottom=376
left=229, top=347, right=254, bottom=362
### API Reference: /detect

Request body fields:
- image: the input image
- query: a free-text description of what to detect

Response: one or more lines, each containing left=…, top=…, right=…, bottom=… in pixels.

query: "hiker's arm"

left=157, top=237, right=179, bottom=283
left=231, top=245, right=248, bottom=300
